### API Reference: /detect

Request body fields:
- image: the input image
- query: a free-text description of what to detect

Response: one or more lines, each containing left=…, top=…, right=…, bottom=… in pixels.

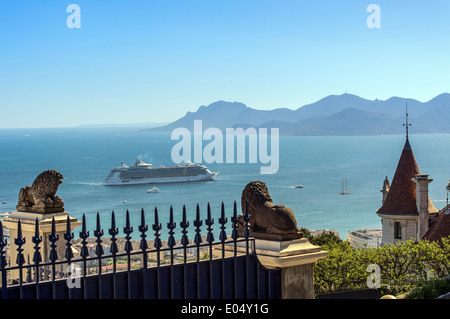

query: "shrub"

left=405, top=278, right=450, bottom=299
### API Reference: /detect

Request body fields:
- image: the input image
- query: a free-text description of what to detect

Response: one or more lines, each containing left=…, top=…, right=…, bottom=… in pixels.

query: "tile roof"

left=423, top=204, right=450, bottom=241
left=377, top=138, right=438, bottom=215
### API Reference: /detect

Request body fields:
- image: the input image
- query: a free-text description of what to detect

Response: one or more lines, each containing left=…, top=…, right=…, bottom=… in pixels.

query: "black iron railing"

left=0, top=201, right=281, bottom=299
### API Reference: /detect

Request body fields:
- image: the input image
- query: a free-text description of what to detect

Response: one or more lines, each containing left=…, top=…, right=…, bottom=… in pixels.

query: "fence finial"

left=94, top=212, right=104, bottom=258
left=153, top=207, right=162, bottom=250
left=15, top=220, right=26, bottom=269
left=123, top=210, right=133, bottom=254
left=180, top=205, right=189, bottom=247
left=64, top=215, right=74, bottom=261
left=32, top=218, right=42, bottom=265
left=79, top=214, right=90, bottom=258
left=167, top=206, right=176, bottom=265
left=139, top=208, right=149, bottom=251
left=48, top=217, right=58, bottom=262
left=206, top=203, right=214, bottom=244
left=194, top=204, right=203, bottom=246
left=231, top=201, right=239, bottom=241
left=108, top=211, right=119, bottom=255
left=167, top=206, right=176, bottom=248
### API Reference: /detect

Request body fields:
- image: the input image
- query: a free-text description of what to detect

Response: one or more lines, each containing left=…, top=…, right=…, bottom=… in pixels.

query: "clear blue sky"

left=1, top=1, right=449, bottom=128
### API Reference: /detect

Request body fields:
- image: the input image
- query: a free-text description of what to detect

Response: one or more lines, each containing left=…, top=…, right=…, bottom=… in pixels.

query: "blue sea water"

left=0, top=127, right=449, bottom=240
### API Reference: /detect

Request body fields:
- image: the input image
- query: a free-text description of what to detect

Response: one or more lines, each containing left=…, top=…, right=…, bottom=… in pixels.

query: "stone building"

left=347, top=229, right=382, bottom=248
left=376, top=134, right=450, bottom=245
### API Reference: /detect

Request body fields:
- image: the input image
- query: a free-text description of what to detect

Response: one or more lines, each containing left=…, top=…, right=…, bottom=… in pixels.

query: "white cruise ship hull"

left=104, top=160, right=219, bottom=186
left=105, top=171, right=219, bottom=186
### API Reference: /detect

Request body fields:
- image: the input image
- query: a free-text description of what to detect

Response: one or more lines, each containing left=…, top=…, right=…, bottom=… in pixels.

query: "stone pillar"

left=253, top=238, right=328, bottom=299
left=2, top=210, right=81, bottom=281
left=412, top=174, right=433, bottom=239
left=215, top=238, right=328, bottom=299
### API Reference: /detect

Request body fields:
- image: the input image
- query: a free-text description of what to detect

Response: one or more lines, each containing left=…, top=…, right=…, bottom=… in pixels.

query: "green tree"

left=373, top=239, right=418, bottom=286
left=311, top=229, right=450, bottom=297
left=416, top=237, right=450, bottom=279
left=313, top=239, right=377, bottom=293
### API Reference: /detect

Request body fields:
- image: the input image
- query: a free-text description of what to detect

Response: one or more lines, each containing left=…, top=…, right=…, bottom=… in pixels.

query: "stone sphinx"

left=16, top=169, right=65, bottom=213
left=239, top=181, right=302, bottom=240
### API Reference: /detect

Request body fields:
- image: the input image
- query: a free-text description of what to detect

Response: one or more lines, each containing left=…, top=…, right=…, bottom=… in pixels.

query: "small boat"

left=122, top=200, right=127, bottom=203
left=147, top=187, right=160, bottom=193
left=340, top=178, right=352, bottom=195
left=1, top=201, right=7, bottom=204
left=294, top=185, right=303, bottom=189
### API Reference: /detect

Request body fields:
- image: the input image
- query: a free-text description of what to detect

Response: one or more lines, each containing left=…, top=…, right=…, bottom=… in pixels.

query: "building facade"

left=347, top=229, right=382, bottom=248
left=376, top=136, right=441, bottom=245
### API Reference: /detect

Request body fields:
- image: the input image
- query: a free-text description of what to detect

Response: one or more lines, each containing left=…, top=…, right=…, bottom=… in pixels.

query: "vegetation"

left=405, top=278, right=450, bottom=299
left=301, top=228, right=450, bottom=298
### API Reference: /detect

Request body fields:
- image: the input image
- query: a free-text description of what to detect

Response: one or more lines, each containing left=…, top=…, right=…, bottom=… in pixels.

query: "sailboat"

left=340, top=178, right=352, bottom=195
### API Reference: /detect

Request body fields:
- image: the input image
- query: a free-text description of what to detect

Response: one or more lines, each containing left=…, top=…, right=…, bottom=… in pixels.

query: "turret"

left=380, top=176, right=390, bottom=204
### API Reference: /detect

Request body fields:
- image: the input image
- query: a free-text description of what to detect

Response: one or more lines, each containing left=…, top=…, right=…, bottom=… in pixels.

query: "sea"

left=1, top=127, right=449, bottom=240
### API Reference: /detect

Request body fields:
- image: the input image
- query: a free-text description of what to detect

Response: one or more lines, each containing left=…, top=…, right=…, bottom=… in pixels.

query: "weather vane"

left=403, top=103, right=411, bottom=139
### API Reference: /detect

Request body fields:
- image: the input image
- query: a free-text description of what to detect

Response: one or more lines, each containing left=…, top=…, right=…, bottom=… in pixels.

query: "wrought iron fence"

left=315, top=288, right=382, bottom=299
left=0, top=201, right=281, bottom=299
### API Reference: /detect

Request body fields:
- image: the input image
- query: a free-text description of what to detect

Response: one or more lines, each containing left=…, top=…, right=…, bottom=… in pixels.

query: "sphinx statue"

left=239, top=181, right=302, bottom=240
left=16, top=169, right=65, bottom=213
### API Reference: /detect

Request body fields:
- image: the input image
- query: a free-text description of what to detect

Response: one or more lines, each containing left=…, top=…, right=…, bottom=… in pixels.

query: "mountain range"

left=147, top=93, right=450, bottom=136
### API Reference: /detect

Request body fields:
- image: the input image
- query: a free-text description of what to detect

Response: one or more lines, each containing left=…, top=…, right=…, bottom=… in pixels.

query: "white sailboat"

left=340, top=178, right=352, bottom=195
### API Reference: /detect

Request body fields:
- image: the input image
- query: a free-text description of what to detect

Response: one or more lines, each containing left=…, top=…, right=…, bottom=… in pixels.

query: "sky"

left=1, top=0, right=450, bottom=128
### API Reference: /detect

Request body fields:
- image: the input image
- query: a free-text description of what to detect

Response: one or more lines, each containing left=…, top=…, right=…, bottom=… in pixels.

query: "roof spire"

left=403, top=103, right=411, bottom=139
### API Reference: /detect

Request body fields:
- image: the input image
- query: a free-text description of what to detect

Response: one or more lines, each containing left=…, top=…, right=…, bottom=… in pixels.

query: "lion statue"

left=16, top=169, right=65, bottom=213
left=240, top=181, right=301, bottom=240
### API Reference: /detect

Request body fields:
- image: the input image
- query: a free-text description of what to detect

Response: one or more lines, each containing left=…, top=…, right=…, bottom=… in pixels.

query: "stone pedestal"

left=214, top=238, right=328, bottom=299
left=2, top=210, right=81, bottom=281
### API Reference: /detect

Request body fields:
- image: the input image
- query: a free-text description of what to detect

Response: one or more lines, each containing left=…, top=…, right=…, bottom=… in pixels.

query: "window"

left=394, top=222, right=402, bottom=239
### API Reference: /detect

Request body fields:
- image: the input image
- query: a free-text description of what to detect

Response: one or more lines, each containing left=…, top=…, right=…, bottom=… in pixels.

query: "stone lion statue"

left=17, top=169, right=65, bottom=213
left=240, top=181, right=301, bottom=240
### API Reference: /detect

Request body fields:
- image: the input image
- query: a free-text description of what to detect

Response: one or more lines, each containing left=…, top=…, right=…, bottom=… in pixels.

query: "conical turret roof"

left=377, top=138, right=438, bottom=215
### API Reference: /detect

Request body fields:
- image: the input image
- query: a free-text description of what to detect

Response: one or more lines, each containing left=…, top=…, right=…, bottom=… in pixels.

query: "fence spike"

left=79, top=214, right=90, bottom=258
left=206, top=203, right=214, bottom=244
left=15, top=220, right=26, bottom=268
left=194, top=204, right=203, bottom=246
left=153, top=207, right=162, bottom=249
left=219, top=202, right=227, bottom=243
left=123, top=210, right=133, bottom=253
left=167, top=206, right=176, bottom=265
left=243, top=200, right=251, bottom=239
left=94, top=212, right=104, bottom=257
left=109, top=211, right=119, bottom=255
left=180, top=205, right=189, bottom=247
left=48, top=217, right=58, bottom=262
left=139, top=208, right=148, bottom=251
left=231, top=201, right=239, bottom=241
left=48, top=217, right=58, bottom=280
left=167, top=205, right=176, bottom=248
left=64, top=215, right=74, bottom=261
left=32, top=218, right=42, bottom=265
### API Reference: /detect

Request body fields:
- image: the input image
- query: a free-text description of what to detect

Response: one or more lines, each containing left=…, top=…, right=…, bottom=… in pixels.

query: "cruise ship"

left=104, top=159, right=219, bottom=186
